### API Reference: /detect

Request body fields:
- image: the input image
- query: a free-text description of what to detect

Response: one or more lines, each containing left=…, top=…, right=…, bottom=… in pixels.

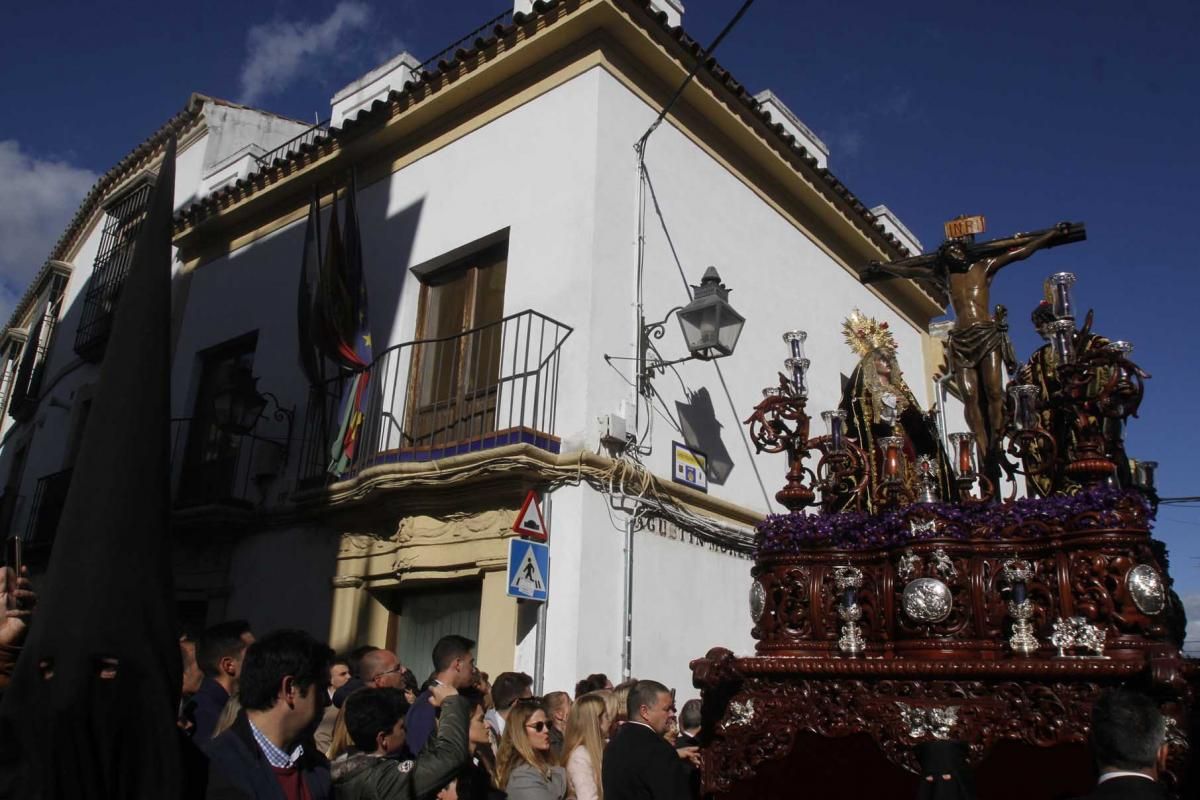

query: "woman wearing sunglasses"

left=496, top=698, right=568, bottom=800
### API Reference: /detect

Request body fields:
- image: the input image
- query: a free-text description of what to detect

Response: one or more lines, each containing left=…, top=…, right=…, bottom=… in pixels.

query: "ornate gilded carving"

left=1126, top=564, right=1166, bottom=615
left=1050, top=616, right=1107, bottom=657
left=697, top=673, right=1117, bottom=793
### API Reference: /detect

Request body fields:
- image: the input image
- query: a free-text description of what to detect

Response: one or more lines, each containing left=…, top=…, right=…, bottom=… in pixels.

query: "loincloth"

left=947, top=319, right=1016, bottom=372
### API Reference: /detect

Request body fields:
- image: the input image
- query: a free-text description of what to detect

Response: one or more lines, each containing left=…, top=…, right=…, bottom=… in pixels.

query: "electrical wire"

left=634, top=0, right=758, bottom=156
left=641, top=157, right=776, bottom=514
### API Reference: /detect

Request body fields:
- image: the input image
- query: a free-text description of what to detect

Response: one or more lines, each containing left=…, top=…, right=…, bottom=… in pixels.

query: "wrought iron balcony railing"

left=299, top=309, right=572, bottom=483
left=254, top=120, right=331, bottom=170
left=249, top=9, right=515, bottom=176
left=171, top=415, right=291, bottom=509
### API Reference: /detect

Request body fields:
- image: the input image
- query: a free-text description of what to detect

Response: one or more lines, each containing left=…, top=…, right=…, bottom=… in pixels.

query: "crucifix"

left=861, top=217, right=1086, bottom=489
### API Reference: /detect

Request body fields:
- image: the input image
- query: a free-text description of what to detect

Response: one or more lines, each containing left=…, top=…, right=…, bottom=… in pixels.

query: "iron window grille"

left=0, top=336, right=27, bottom=422
left=74, top=180, right=154, bottom=360
left=7, top=271, right=68, bottom=422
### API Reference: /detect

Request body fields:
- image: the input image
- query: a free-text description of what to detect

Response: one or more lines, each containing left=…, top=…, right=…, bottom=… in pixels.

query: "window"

left=75, top=180, right=154, bottom=360
left=405, top=244, right=507, bottom=447
left=0, top=335, right=27, bottom=422
left=7, top=270, right=68, bottom=422
left=178, top=333, right=258, bottom=506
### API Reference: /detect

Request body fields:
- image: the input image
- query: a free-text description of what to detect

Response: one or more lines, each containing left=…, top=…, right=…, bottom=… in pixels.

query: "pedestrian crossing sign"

left=507, top=538, right=550, bottom=602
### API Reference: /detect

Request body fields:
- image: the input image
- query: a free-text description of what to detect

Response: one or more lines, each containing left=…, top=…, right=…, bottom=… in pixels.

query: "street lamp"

left=675, top=267, right=745, bottom=360
left=641, top=267, right=743, bottom=390
left=212, top=366, right=268, bottom=435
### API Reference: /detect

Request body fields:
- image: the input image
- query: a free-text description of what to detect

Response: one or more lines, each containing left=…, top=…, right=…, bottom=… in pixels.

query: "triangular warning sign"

left=510, top=544, right=547, bottom=597
left=513, top=490, right=547, bottom=541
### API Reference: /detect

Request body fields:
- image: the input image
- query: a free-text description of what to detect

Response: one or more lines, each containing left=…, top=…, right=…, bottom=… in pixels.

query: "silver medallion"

left=1125, top=564, right=1166, bottom=615
left=749, top=579, right=766, bottom=623
left=902, top=577, right=953, bottom=623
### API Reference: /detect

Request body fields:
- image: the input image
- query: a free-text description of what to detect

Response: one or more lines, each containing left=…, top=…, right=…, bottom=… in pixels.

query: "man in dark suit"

left=603, top=680, right=696, bottom=800
left=1073, top=689, right=1169, bottom=799
left=205, top=630, right=335, bottom=800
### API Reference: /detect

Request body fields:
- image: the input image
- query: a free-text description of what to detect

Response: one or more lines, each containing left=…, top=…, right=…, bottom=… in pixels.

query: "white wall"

left=588, top=69, right=935, bottom=519
left=167, top=63, right=947, bottom=681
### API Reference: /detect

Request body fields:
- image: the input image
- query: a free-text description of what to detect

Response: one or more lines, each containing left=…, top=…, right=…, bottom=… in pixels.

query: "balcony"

left=171, top=416, right=290, bottom=510
left=299, top=309, right=572, bottom=483
left=25, top=468, right=72, bottom=548
left=253, top=120, right=330, bottom=172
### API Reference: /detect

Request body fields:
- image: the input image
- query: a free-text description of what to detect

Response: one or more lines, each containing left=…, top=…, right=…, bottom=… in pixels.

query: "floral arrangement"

left=757, top=487, right=1152, bottom=555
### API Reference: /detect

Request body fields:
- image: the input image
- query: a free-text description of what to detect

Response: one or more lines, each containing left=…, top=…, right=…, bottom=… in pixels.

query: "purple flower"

left=756, top=487, right=1152, bottom=555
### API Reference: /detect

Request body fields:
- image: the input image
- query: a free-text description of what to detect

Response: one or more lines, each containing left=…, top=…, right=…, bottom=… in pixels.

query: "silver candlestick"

left=833, top=566, right=866, bottom=656
left=1002, top=558, right=1038, bottom=656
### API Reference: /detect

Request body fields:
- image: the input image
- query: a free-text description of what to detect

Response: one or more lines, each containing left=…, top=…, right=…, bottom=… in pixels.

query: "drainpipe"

left=621, top=514, right=634, bottom=682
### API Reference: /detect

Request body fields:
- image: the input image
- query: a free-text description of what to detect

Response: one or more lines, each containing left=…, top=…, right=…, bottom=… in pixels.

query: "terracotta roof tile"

left=174, top=0, right=940, bottom=304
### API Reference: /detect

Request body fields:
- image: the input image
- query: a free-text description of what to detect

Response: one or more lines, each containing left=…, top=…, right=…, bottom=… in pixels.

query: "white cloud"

left=0, top=141, right=98, bottom=325
left=1182, top=593, right=1200, bottom=657
left=239, top=2, right=374, bottom=104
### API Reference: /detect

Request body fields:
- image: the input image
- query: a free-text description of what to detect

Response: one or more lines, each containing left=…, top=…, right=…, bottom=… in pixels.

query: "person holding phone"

left=0, top=541, right=36, bottom=693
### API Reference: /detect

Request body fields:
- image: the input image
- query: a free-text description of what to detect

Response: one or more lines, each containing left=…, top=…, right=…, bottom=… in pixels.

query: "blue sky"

left=2, top=1, right=1197, bottom=630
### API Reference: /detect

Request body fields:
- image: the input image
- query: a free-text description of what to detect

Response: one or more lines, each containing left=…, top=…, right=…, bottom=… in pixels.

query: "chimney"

left=752, top=90, right=830, bottom=169
left=330, top=51, right=421, bottom=128
left=869, top=205, right=924, bottom=254
left=515, top=0, right=683, bottom=26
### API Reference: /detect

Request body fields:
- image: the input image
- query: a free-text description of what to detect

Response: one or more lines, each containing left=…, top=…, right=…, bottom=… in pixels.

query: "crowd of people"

left=178, top=620, right=703, bottom=800
left=0, top=565, right=1183, bottom=799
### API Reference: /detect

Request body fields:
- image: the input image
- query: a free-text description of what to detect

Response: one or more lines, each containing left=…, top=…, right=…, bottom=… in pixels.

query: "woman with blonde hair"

left=496, top=698, right=567, bottom=800
left=563, top=692, right=609, bottom=800
left=210, top=696, right=241, bottom=740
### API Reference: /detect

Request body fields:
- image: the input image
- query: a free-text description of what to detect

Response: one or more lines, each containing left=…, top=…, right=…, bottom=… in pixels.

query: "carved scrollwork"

left=697, top=673, right=1133, bottom=793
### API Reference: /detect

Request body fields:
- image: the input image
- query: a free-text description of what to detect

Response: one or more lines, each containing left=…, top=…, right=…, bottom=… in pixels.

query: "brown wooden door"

left=405, top=248, right=506, bottom=448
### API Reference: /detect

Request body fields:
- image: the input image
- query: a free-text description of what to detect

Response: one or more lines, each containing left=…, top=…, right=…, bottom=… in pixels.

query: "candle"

left=782, top=330, right=807, bottom=361
left=1047, top=272, right=1076, bottom=319
left=822, top=410, right=846, bottom=453
left=948, top=432, right=977, bottom=479
left=1008, top=384, right=1039, bottom=431
left=1011, top=581, right=1028, bottom=605
left=785, top=357, right=810, bottom=398
left=1136, top=460, right=1158, bottom=490
left=1048, top=319, right=1076, bottom=364
left=877, top=435, right=906, bottom=479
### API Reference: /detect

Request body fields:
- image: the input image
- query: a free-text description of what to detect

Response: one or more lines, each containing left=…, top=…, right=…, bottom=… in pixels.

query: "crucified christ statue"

left=861, top=220, right=1085, bottom=489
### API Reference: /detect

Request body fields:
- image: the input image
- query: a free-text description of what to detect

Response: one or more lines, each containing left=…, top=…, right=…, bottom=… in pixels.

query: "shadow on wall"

left=357, top=185, right=425, bottom=354
left=675, top=386, right=734, bottom=486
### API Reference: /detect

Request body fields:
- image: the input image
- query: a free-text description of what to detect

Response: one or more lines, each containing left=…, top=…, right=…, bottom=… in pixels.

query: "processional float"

left=690, top=217, right=1194, bottom=798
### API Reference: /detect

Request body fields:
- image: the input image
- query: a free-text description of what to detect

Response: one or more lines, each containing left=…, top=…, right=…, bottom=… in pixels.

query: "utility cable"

left=634, top=0, right=758, bottom=155
left=642, top=160, right=777, bottom=515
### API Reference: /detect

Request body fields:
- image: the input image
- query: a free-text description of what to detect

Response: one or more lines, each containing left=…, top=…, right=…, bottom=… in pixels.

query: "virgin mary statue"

left=839, top=309, right=954, bottom=512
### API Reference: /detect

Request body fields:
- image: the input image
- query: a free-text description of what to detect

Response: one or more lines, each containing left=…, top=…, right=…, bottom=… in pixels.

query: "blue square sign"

left=507, top=538, right=550, bottom=602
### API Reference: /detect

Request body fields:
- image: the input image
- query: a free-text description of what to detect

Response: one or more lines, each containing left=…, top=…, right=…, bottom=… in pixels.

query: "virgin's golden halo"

left=842, top=309, right=898, bottom=358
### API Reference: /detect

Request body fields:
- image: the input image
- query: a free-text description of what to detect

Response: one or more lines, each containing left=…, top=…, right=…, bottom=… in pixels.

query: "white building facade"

left=3, top=1, right=953, bottom=698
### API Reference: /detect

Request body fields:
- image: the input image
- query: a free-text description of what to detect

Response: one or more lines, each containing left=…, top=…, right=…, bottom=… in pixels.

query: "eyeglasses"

left=513, top=697, right=544, bottom=710
left=525, top=721, right=549, bottom=733
left=375, top=665, right=404, bottom=679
